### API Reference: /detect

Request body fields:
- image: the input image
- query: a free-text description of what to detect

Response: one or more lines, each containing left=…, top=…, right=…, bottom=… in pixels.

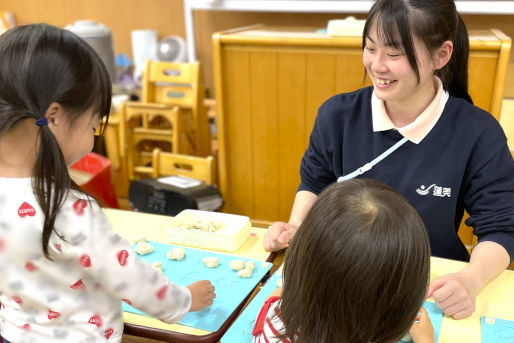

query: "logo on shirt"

left=416, top=184, right=451, bottom=197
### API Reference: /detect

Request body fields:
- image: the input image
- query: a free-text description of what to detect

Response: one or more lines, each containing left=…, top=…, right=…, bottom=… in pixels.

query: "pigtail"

left=439, top=14, right=473, bottom=104
left=33, top=124, right=70, bottom=259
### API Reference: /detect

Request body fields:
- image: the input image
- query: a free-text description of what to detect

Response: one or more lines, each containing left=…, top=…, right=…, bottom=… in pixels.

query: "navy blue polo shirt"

left=299, top=86, right=514, bottom=262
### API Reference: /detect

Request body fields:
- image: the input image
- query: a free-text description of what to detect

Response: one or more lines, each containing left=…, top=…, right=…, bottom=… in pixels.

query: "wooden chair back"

left=152, top=148, right=216, bottom=185
left=141, top=60, right=211, bottom=156
left=119, top=102, right=182, bottom=179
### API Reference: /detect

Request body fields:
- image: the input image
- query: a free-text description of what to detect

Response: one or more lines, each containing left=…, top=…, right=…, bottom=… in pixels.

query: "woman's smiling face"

left=363, top=22, right=436, bottom=108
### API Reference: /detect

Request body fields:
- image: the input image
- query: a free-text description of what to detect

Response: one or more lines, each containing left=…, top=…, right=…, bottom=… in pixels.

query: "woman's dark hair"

left=279, top=179, right=431, bottom=343
left=363, top=0, right=473, bottom=104
left=0, top=23, right=112, bottom=258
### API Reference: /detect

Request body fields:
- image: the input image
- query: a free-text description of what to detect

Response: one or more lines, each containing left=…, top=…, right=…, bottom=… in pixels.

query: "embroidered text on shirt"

left=416, top=184, right=451, bottom=197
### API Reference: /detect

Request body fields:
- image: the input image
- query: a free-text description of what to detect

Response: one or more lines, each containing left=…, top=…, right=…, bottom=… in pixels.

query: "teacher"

left=264, top=0, right=514, bottom=320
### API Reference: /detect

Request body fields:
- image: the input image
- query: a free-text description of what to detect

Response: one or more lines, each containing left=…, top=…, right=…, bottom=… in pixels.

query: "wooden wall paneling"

left=277, top=52, right=307, bottom=221
left=468, top=51, right=499, bottom=119
left=250, top=50, right=279, bottom=221
left=305, top=53, right=337, bottom=140
left=222, top=48, right=253, bottom=216
left=335, top=50, right=372, bottom=93
left=0, top=0, right=186, bottom=60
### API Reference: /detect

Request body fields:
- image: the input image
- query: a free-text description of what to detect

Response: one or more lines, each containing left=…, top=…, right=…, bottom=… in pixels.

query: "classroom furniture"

left=103, top=208, right=275, bottom=342
left=139, top=59, right=211, bottom=157
left=184, top=0, right=514, bottom=61
left=212, top=25, right=511, bottom=247
left=151, top=148, right=217, bottom=185
left=120, top=102, right=183, bottom=180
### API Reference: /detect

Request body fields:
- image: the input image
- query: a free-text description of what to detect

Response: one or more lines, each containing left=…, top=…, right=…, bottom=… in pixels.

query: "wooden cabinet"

left=212, top=26, right=511, bottom=246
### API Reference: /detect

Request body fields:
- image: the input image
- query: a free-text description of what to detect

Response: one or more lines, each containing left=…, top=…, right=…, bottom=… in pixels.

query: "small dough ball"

left=237, top=268, right=253, bottom=278
left=202, top=257, right=219, bottom=268
left=230, top=259, right=245, bottom=271
left=132, top=234, right=147, bottom=244
left=245, top=260, right=255, bottom=272
left=151, top=261, right=163, bottom=272
left=276, top=277, right=283, bottom=288
left=134, top=242, right=153, bottom=255
left=399, top=333, right=412, bottom=342
left=166, top=247, right=185, bottom=261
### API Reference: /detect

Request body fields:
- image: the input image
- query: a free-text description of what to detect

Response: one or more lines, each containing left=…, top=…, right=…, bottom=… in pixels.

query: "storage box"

left=166, top=209, right=251, bottom=251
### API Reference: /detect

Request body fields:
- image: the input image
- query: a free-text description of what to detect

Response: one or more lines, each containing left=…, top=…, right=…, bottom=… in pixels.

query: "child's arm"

left=409, top=308, right=434, bottom=343
left=58, top=199, right=214, bottom=323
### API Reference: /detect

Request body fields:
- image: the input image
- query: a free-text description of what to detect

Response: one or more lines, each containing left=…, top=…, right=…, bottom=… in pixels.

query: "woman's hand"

left=410, top=307, right=434, bottom=343
left=187, top=280, right=216, bottom=311
left=263, top=222, right=297, bottom=252
left=427, top=270, right=477, bottom=319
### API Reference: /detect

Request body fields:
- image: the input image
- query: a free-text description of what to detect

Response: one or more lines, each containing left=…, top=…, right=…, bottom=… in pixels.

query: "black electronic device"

left=128, top=177, right=223, bottom=216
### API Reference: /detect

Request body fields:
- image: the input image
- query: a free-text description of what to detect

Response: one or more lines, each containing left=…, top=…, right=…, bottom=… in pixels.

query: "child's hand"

left=187, top=280, right=216, bottom=311
left=409, top=308, right=434, bottom=343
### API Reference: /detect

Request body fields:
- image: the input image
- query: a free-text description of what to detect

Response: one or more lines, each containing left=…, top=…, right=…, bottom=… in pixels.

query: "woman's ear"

left=433, top=40, right=453, bottom=70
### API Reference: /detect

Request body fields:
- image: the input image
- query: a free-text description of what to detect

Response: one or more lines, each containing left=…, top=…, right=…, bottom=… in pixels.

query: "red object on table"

left=70, top=152, right=119, bottom=208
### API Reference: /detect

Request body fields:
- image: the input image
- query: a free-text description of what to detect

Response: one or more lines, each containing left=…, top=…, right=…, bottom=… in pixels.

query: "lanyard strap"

left=337, top=137, right=409, bottom=183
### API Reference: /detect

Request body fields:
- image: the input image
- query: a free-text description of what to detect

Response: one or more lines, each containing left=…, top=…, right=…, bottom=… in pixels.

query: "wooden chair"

left=152, top=148, right=216, bottom=185
left=140, top=59, right=211, bottom=156
left=119, top=102, right=183, bottom=180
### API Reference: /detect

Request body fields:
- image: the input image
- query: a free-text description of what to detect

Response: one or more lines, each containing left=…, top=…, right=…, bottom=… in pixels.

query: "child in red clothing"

left=254, top=179, right=434, bottom=343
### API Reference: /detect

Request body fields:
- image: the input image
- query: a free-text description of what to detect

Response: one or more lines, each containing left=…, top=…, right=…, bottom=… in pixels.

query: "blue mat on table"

left=221, top=268, right=444, bottom=343
left=122, top=241, right=272, bottom=332
left=481, top=316, right=514, bottom=342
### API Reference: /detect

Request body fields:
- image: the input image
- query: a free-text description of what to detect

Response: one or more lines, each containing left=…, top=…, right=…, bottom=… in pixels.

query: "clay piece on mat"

left=245, top=260, right=255, bottom=271
left=229, top=259, right=245, bottom=271
left=132, top=234, right=147, bottom=244
left=134, top=241, right=153, bottom=255
left=399, top=333, right=412, bottom=342
left=202, top=257, right=219, bottom=268
left=166, top=247, right=186, bottom=261
left=237, top=267, right=253, bottom=278
left=152, top=261, right=163, bottom=273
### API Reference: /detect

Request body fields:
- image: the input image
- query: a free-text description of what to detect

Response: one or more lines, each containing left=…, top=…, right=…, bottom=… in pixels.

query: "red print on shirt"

left=122, top=298, right=132, bottom=305
left=54, top=243, right=62, bottom=252
left=156, top=285, right=168, bottom=300
left=117, top=250, right=129, bottom=266
left=12, top=295, right=22, bottom=305
left=18, top=202, right=36, bottom=217
left=22, top=323, right=30, bottom=330
left=88, top=314, right=103, bottom=327
left=72, top=199, right=87, bottom=215
left=0, top=238, right=5, bottom=251
left=48, top=310, right=60, bottom=320
left=79, top=254, right=92, bottom=267
left=70, top=279, right=86, bottom=290
left=105, top=328, right=114, bottom=339
left=25, top=262, right=38, bottom=271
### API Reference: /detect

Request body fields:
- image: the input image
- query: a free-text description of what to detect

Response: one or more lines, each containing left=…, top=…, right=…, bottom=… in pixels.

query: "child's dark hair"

left=0, top=23, right=112, bottom=258
left=363, top=0, right=473, bottom=104
left=279, top=179, right=431, bottom=343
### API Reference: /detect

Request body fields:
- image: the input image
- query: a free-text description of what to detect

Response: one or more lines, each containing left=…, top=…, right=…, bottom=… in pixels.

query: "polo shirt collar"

left=371, top=76, right=448, bottom=144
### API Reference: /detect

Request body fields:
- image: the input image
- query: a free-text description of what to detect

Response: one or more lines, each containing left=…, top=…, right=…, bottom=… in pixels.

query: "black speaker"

left=128, top=178, right=223, bottom=216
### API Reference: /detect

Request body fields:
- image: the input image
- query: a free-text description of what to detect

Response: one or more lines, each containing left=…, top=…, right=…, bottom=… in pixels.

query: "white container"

left=166, top=210, right=251, bottom=252
left=131, top=29, right=158, bottom=83
left=65, top=20, right=116, bottom=83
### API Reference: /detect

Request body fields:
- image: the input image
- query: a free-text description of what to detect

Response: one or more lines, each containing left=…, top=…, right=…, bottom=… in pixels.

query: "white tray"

left=166, top=209, right=251, bottom=252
